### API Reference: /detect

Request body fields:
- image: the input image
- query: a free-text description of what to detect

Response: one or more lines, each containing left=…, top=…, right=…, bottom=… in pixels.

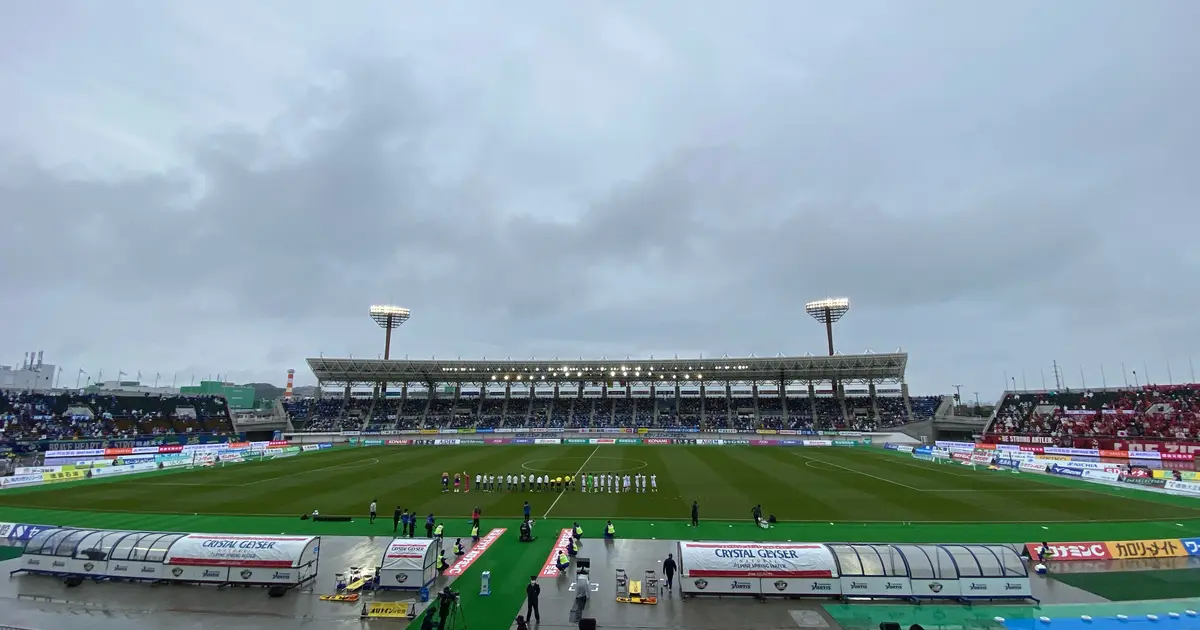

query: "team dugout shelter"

left=305, top=353, right=912, bottom=411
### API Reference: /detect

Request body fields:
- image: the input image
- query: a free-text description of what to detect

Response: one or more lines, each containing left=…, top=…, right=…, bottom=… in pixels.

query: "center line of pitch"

left=542, top=445, right=601, bottom=519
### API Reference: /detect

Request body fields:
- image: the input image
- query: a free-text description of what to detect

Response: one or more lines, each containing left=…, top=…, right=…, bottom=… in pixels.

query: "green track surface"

left=1049, top=569, right=1200, bottom=601
left=5, top=445, right=1200, bottom=630
left=824, top=599, right=1200, bottom=630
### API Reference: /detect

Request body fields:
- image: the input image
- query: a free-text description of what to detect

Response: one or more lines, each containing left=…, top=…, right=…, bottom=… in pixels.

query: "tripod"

left=431, top=595, right=468, bottom=630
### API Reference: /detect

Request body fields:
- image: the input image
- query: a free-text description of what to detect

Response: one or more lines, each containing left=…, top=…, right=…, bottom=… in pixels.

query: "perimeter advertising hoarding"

left=0, top=474, right=45, bottom=488
left=1024, top=542, right=1112, bottom=561
left=1121, top=475, right=1166, bottom=487
left=1025, top=539, right=1190, bottom=561
left=1075, top=439, right=1200, bottom=458
left=1166, top=480, right=1200, bottom=495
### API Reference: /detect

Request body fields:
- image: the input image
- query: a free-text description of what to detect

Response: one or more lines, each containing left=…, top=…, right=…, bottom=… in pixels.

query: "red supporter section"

left=986, top=384, right=1200, bottom=461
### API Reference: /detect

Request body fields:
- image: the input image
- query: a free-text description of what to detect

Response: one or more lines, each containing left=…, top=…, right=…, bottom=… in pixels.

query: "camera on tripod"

left=426, top=587, right=465, bottom=630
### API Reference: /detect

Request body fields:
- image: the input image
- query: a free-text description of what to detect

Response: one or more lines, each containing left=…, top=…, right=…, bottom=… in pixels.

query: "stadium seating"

left=987, top=385, right=1200, bottom=440
left=277, top=390, right=944, bottom=433
left=1, top=391, right=234, bottom=440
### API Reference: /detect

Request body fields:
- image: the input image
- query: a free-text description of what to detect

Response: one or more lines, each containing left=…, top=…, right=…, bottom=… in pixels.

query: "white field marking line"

left=887, top=459, right=977, bottom=477
left=542, top=445, right=600, bottom=519
left=794, top=452, right=922, bottom=491
left=521, top=457, right=647, bottom=474
left=922, top=488, right=1078, bottom=493
left=235, top=457, right=381, bottom=487
left=123, top=481, right=217, bottom=487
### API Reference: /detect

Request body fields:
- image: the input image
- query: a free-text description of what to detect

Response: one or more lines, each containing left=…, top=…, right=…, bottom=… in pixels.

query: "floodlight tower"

left=805, top=297, right=850, bottom=356
left=370, top=305, right=410, bottom=397
left=369, top=305, right=410, bottom=360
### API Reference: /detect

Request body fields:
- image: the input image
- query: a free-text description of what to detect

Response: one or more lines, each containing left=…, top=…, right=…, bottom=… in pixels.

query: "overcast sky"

left=2, top=1, right=1197, bottom=397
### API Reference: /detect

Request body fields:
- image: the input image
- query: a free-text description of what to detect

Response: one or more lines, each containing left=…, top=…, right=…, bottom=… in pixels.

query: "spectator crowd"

left=987, top=384, right=1200, bottom=441
left=283, top=392, right=943, bottom=434
left=1, top=391, right=234, bottom=440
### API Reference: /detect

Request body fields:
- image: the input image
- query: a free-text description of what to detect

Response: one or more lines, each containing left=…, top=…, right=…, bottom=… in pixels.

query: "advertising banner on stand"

left=678, top=541, right=837, bottom=578
left=165, top=534, right=318, bottom=568
left=1105, top=539, right=1187, bottom=560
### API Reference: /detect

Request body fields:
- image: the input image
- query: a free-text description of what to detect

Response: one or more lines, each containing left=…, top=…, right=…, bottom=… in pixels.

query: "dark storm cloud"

left=1, top=0, right=1198, bottom=393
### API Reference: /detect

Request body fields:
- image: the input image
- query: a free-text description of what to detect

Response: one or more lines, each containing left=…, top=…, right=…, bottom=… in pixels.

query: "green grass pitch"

left=3, top=445, right=1199, bottom=524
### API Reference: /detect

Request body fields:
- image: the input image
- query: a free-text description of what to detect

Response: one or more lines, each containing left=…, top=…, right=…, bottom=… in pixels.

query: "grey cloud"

left=2, top=1, right=1198, bottom=393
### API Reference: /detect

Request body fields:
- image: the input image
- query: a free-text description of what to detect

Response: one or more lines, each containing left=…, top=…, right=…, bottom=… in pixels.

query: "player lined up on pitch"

left=441, top=471, right=657, bottom=492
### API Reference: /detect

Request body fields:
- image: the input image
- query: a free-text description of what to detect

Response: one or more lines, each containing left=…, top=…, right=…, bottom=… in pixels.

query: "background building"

left=180, top=380, right=256, bottom=410
left=84, top=381, right=180, bottom=396
left=0, top=364, right=56, bottom=391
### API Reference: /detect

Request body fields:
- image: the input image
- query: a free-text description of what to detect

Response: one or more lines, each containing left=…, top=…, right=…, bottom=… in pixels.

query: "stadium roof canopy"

left=306, top=352, right=907, bottom=386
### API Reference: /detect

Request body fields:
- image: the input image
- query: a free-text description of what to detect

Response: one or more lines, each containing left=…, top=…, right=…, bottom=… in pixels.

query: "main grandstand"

left=287, top=353, right=946, bottom=433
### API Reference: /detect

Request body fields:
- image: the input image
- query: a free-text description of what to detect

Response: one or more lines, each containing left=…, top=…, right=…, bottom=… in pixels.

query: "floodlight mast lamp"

left=804, top=297, right=850, bottom=356
left=369, top=305, right=410, bottom=360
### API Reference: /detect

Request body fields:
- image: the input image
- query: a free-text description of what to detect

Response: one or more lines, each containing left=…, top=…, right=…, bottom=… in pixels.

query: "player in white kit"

left=650, top=474, right=657, bottom=492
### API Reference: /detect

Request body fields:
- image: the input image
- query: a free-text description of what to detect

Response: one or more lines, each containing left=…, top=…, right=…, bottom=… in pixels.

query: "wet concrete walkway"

left=0, top=536, right=1123, bottom=630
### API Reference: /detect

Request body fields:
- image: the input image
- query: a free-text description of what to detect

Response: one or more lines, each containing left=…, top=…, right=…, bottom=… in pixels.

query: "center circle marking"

left=520, top=456, right=648, bottom=474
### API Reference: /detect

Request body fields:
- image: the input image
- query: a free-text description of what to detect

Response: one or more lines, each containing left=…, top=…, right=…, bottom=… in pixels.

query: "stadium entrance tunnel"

left=11, top=527, right=320, bottom=591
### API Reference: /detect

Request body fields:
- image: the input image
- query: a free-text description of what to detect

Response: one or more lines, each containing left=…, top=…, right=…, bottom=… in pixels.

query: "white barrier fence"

left=676, top=541, right=1033, bottom=602
left=3, top=444, right=321, bottom=492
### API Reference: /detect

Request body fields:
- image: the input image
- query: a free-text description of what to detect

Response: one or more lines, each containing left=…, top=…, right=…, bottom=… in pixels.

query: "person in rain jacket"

left=437, top=550, right=450, bottom=571
left=452, top=539, right=465, bottom=557
left=572, top=522, right=583, bottom=540
left=434, top=522, right=445, bottom=543
left=604, top=520, right=616, bottom=540
left=662, top=553, right=677, bottom=591
left=555, top=548, right=570, bottom=572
